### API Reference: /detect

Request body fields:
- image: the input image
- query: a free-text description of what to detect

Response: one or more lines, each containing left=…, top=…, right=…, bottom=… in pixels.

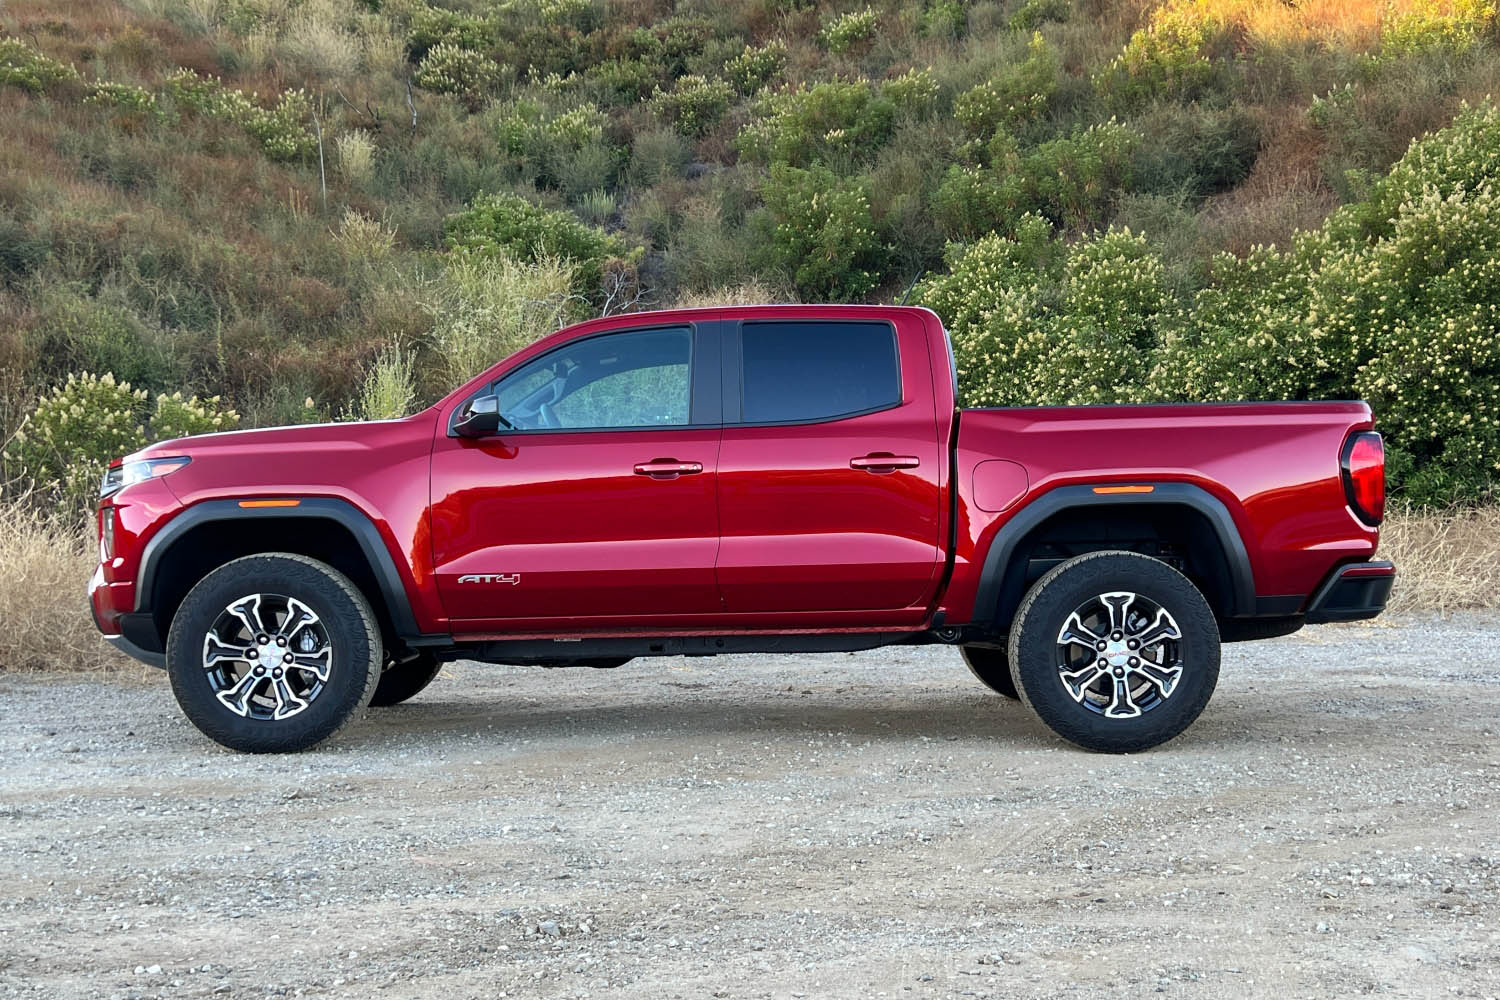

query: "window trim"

left=446, top=322, right=721, bottom=437
left=722, top=318, right=904, bottom=428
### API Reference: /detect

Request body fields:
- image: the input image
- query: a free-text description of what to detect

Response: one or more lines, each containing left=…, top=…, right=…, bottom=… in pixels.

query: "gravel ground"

left=2, top=615, right=1498, bottom=1000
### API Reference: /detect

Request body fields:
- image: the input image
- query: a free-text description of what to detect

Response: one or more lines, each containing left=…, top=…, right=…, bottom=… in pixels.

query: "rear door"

left=713, top=315, right=944, bottom=620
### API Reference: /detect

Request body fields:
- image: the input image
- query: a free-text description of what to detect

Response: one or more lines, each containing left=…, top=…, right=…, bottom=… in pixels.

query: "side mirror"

left=454, top=394, right=503, bottom=438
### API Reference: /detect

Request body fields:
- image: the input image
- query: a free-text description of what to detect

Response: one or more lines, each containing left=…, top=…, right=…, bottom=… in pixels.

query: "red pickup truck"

left=89, top=305, right=1393, bottom=754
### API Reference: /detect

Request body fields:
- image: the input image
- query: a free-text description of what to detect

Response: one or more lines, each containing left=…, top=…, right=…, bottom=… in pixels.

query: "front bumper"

left=1304, top=561, right=1395, bottom=624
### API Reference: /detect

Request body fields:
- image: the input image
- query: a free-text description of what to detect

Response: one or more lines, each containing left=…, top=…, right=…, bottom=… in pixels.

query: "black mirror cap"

left=455, top=394, right=502, bottom=438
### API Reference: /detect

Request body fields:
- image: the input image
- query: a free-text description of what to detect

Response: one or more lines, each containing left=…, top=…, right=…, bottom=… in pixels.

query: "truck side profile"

left=88, top=305, right=1394, bottom=753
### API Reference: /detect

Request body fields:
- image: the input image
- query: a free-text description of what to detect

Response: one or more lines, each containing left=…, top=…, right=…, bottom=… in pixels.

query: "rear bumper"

left=1305, top=561, right=1395, bottom=624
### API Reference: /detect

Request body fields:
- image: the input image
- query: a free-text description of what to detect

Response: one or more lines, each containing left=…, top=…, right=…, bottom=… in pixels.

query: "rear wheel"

left=1007, top=551, right=1219, bottom=753
left=370, top=650, right=443, bottom=706
left=166, top=553, right=382, bottom=753
left=960, top=645, right=1019, bottom=699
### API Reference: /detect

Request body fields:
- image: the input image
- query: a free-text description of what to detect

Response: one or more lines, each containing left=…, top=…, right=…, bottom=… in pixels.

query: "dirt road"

left=2, top=615, right=1497, bottom=1000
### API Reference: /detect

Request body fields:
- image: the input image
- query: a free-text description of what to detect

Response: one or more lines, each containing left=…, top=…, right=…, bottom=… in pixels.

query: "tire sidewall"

left=166, top=556, right=380, bottom=753
left=1007, top=552, right=1220, bottom=753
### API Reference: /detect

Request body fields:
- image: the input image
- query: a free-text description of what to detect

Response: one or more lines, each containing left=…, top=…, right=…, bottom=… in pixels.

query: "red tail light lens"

left=1341, top=432, right=1385, bottom=525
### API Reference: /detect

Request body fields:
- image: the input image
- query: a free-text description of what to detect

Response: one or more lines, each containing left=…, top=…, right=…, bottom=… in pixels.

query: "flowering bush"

left=760, top=164, right=884, bottom=301
left=165, top=70, right=316, bottom=161
left=920, top=101, right=1500, bottom=503
left=650, top=75, right=734, bottom=136
left=4, top=374, right=236, bottom=513
left=883, top=67, right=939, bottom=118
left=1096, top=5, right=1232, bottom=107
left=725, top=40, right=786, bottom=95
left=0, top=37, right=79, bottom=93
left=820, top=8, right=879, bottom=54
left=737, top=80, right=895, bottom=167
left=414, top=44, right=505, bottom=106
left=953, top=33, right=1058, bottom=136
left=84, top=82, right=164, bottom=120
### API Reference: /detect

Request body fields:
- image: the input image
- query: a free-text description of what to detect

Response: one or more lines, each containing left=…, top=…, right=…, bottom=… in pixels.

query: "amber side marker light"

left=238, top=499, right=302, bottom=508
left=1092, top=485, right=1155, bottom=495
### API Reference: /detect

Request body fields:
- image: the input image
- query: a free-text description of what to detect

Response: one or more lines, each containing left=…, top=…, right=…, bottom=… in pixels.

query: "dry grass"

left=0, top=501, right=122, bottom=672
left=0, top=502, right=1491, bottom=672
left=1379, top=506, right=1500, bottom=615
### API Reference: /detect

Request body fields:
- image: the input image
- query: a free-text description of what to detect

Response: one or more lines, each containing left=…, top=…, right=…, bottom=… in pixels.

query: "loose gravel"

left=1, top=615, right=1498, bottom=1000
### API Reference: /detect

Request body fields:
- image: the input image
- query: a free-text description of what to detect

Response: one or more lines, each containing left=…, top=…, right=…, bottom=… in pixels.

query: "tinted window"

left=740, top=321, right=900, bottom=424
left=494, top=328, right=692, bottom=430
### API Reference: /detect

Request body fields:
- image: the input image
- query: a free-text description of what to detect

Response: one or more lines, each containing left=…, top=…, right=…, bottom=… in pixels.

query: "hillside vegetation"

left=2, top=0, right=1500, bottom=507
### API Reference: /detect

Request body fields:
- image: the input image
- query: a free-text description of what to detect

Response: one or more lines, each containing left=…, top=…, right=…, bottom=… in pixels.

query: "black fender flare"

left=969, top=483, right=1257, bottom=627
left=133, top=497, right=425, bottom=639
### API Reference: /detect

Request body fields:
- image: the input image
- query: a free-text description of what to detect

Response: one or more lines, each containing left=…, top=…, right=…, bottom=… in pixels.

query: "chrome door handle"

left=850, top=454, right=919, bottom=473
left=634, top=459, right=704, bottom=479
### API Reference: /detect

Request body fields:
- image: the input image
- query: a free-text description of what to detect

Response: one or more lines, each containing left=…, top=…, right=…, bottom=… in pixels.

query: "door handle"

left=634, top=459, right=704, bottom=479
left=850, top=453, right=920, bottom=473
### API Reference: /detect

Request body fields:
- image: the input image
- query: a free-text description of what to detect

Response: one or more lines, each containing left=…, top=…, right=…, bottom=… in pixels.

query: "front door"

left=431, top=324, right=723, bottom=628
left=714, top=315, right=944, bottom=620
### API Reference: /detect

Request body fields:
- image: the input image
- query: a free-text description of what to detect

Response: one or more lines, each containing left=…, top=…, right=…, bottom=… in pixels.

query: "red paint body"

left=89, top=305, right=1386, bottom=651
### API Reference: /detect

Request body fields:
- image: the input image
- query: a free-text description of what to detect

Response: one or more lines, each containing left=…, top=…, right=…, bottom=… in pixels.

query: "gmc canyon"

left=88, top=305, right=1394, bottom=754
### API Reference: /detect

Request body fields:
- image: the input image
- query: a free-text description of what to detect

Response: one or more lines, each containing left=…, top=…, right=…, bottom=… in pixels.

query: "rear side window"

left=740, top=321, right=900, bottom=424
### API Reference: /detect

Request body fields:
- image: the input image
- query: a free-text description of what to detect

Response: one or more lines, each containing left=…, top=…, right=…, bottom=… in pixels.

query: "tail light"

left=1341, top=431, right=1385, bottom=525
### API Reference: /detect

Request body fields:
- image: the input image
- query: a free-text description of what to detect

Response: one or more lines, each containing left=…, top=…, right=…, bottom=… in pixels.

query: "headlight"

left=100, top=457, right=191, bottom=499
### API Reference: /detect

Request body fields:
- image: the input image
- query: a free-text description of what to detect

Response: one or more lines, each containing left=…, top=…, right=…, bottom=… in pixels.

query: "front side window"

left=740, top=321, right=901, bottom=424
left=493, top=327, right=692, bottom=430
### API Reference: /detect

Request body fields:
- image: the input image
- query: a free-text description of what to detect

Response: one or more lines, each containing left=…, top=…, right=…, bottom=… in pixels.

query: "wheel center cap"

left=1104, top=640, right=1131, bottom=667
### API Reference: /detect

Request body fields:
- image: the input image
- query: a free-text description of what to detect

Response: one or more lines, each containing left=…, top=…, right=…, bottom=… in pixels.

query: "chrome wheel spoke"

left=204, top=635, right=253, bottom=667
left=215, top=670, right=263, bottom=717
left=1134, top=660, right=1183, bottom=699
left=1060, top=663, right=1106, bottom=702
left=291, top=648, right=332, bottom=682
left=1103, top=673, right=1142, bottom=719
left=1057, top=611, right=1103, bottom=648
left=226, top=595, right=266, bottom=639
left=269, top=676, right=309, bottom=721
left=278, top=598, right=319, bottom=641
left=1132, top=609, right=1181, bottom=650
left=1101, top=592, right=1135, bottom=634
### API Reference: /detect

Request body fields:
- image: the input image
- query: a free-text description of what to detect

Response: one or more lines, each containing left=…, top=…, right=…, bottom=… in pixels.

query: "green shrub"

left=725, top=40, right=787, bottom=95
left=444, top=191, right=631, bottom=293
left=650, top=75, right=735, bottom=137
left=1379, top=0, right=1496, bottom=60
left=883, top=67, right=939, bottom=118
left=953, top=32, right=1059, bottom=136
left=406, top=4, right=497, bottom=60
left=425, top=253, right=578, bottom=389
left=414, top=43, right=505, bottom=106
left=1009, top=0, right=1070, bottom=32
left=820, top=8, right=879, bottom=54
left=919, top=0, right=968, bottom=39
left=149, top=391, right=239, bottom=441
left=164, top=70, right=316, bottom=161
left=84, top=82, right=165, bottom=121
left=738, top=80, right=896, bottom=168
left=0, top=37, right=79, bottom=93
left=4, top=374, right=235, bottom=513
left=760, top=164, right=884, bottom=301
left=355, top=342, right=416, bottom=420
left=1096, top=5, right=1233, bottom=108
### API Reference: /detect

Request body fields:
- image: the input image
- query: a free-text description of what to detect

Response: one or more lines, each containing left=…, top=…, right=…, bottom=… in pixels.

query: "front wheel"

left=166, top=553, right=383, bottom=753
left=1007, top=551, right=1220, bottom=753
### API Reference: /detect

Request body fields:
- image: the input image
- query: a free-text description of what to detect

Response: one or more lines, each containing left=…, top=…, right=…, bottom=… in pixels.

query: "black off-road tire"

left=1007, top=550, right=1220, bottom=753
left=960, top=645, right=1019, bottom=699
left=166, top=553, right=382, bottom=753
left=370, top=650, right=444, bottom=707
